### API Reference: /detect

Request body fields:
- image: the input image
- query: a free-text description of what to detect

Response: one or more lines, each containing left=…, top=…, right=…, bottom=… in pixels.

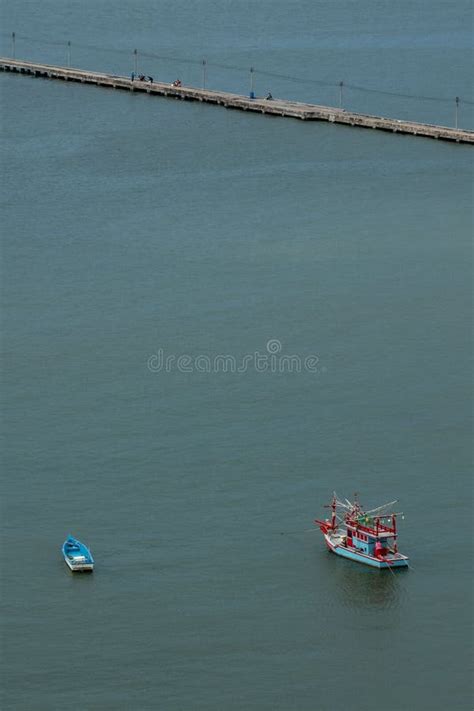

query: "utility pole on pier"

left=250, top=67, right=255, bottom=99
left=455, top=96, right=459, bottom=129
left=67, top=41, right=71, bottom=68
left=339, top=81, right=344, bottom=109
left=133, top=49, right=138, bottom=76
left=202, top=59, right=207, bottom=89
left=11, top=32, right=15, bottom=59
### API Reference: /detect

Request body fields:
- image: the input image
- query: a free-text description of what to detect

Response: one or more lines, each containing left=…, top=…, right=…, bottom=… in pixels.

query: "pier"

left=1, top=57, right=473, bottom=144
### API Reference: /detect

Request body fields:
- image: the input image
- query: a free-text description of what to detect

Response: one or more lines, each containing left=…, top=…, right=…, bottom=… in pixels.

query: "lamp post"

left=67, top=41, right=71, bottom=68
left=202, top=59, right=207, bottom=89
left=249, top=66, right=255, bottom=99
left=339, top=81, right=344, bottom=109
left=455, top=96, right=459, bottom=129
left=11, top=32, right=16, bottom=59
left=133, top=48, right=138, bottom=76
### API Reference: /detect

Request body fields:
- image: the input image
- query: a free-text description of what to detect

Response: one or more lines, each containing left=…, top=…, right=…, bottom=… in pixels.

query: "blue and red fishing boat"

left=315, top=493, right=409, bottom=569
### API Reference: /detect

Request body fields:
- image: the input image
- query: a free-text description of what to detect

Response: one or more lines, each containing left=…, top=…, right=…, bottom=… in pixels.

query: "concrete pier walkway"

left=1, top=58, right=473, bottom=144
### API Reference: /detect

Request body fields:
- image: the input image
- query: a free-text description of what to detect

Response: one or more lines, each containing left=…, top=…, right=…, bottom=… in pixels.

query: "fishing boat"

left=315, top=494, right=409, bottom=569
left=62, top=535, right=94, bottom=572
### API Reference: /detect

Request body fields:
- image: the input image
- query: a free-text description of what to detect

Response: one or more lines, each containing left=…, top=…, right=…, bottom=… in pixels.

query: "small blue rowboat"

left=62, top=535, right=94, bottom=572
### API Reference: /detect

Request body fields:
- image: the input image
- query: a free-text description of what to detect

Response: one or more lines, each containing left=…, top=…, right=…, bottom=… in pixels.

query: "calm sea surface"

left=1, top=2, right=472, bottom=710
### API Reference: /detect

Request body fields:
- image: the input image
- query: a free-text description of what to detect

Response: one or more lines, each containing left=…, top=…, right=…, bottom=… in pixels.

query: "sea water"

left=0, top=2, right=472, bottom=709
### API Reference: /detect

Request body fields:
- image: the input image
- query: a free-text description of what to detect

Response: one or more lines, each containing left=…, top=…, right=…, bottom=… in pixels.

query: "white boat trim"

left=324, top=532, right=409, bottom=568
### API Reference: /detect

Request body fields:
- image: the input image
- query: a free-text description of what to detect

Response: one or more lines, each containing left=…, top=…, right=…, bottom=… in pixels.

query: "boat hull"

left=324, top=533, right=409, bottom=569
left=63, top=557, right=94, bottom=572
left=62, top=536, right=94, bottom=572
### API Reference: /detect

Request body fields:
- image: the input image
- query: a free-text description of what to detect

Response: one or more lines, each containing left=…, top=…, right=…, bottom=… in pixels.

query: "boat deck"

left=325, top=532, right=409, bottom=567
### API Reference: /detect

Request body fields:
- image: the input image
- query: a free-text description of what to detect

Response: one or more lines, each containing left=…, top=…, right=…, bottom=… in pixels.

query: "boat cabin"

left=345, top=515, right=398, bottom=558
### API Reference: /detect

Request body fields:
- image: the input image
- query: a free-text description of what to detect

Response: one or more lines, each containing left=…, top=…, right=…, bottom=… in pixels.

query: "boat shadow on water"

left=328, top=555, right=408, bottom=611
left=62, top=565, right=95, bottom=580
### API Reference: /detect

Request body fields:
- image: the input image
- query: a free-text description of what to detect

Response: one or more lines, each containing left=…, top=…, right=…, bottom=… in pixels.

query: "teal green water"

left=1, top=2, right=473, bottom=710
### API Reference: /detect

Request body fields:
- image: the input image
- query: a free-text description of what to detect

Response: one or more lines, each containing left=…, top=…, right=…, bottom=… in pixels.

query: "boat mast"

left=392, top=514, right=398, bottom=552
left=331, top=494, right=337, bottom=529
